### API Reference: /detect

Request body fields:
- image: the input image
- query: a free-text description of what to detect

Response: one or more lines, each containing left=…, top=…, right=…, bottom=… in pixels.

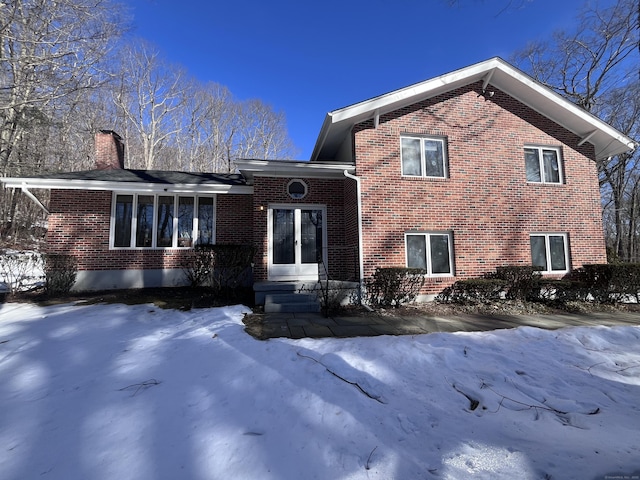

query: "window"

left=112, top=193, right=215, bottom=249
left=530, top=233, right=569, bottom=273
left=287, top=179, right=308, bottom=199
left=525, top=146, right=563, bottom=184
left=405, top=232, right=454, bottom=276
left=401, top=136, right=447, bottom=178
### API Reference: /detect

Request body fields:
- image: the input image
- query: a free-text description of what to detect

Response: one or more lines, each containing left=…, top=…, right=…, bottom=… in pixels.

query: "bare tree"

left=512, top=0, right=640, bottom=261
left=235, top=99, right=299, bottom=163
left=0, top=0, right=126, bottom=176
left=0, top=0, right=126, bottom=242
left=111, top=40, right=188, bottom=170
left=514, top=0, right=638, bottom=110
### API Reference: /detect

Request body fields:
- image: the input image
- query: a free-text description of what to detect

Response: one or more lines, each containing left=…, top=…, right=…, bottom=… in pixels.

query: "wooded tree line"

left=1, top=0, right=639, bottom=263
left=0, top=0, right=297, bottom=244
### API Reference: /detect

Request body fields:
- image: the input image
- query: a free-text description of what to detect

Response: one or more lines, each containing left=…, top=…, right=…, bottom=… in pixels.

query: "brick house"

left=2, top=58, right=635, bottom=303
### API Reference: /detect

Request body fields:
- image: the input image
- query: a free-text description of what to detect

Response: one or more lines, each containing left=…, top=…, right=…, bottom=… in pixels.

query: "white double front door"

left=268, top=204, right=327, bottom=281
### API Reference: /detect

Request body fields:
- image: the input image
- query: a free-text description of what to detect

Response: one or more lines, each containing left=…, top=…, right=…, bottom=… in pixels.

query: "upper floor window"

left=405, top=232, right=454, bottom=276
left=401, top=136, right=448, bottom=178
left=525, top=146, right=563, bottom=184
left=530, top=233, right=569, bottom=274
left=112, top=193, right=215, bottom=249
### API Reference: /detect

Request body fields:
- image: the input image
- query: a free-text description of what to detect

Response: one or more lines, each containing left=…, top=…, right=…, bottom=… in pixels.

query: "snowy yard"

left=1, top=301, right=639, bottom=480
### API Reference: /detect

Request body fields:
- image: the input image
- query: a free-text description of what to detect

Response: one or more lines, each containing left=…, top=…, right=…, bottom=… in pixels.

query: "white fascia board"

left=328, top=58, right=499, bottom=124
left=0, top=178, right=254, bottom=194
left=238, top=159, right=355, bottom=179
left=490, top=63, right=637, bottom=157
left=314, top=57, right=635, bottom=161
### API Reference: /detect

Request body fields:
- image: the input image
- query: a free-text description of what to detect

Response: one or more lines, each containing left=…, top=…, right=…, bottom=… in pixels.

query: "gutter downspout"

left=344, top=170, right=369, bottom=308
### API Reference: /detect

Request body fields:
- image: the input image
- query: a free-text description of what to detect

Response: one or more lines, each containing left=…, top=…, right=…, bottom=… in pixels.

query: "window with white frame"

left=530, top=233, right=569, bottom=273
left=112, top=193, right=215, bottom=249
left=405, top=232, right=454, bottom=275
left=401, top=136, right=448, bottom=178
left=525, top=146, right=563, bottom=184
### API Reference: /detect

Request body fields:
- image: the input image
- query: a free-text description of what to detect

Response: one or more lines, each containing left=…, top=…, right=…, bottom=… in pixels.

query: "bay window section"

left=114, top=195, right=133, bottom=247
left=405, top=232, right=454, bottom=276
left=178, top=197, right=194, bottom=247
left=197, top=197, right=215, bottom=245
left=136, top=195, right=154, bottom=247
left=111, top=193, right=215, bottom=249
left=157, top=196, right=175, bottom=247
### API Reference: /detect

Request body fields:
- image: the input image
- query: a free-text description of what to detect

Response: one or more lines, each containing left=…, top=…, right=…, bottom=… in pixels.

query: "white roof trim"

left=0, top=177, right=253, bottom=194
left=236, top=159, right=355, bottom=182
left=311, top=57, right=636, bottom=161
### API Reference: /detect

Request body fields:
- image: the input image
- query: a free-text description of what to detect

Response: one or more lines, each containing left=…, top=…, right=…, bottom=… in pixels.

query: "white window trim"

left=525, top=145, right=563, bottom=185
left=401, top=135, right=448, bottom=178
left=109, top=192, right=216, bottom=250
left=287, top=179, right=308, bottom=200
left=404, top=232, right=454, bottom=277
left=530, top=233, right=569, bottom=274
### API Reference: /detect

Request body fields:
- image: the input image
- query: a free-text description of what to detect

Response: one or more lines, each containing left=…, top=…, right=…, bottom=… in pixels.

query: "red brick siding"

left=216, top=194, right=253, bottom=245
left=343, top=177, right=360, bottom=281
left=252, top=177, right=349, bottom=282
left=353, top=81, right=606, bottom=295
left=46, top=190, right=254, bottom=271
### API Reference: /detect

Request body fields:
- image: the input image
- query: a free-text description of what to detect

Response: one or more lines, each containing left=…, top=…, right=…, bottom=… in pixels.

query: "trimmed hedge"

left=492, top=266, right=542, bottom=300
left=438, top=263, right=640, bottom=305
left=577, top=264, right=640, bottom=303
left=437, top=278, right=505, bottom=304
left=181, top=244, right=255, bottom=292
left=364, top=267, right=425, bottom=307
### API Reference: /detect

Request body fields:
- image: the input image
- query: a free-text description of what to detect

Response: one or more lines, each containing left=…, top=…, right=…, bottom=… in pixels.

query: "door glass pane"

left=157, top=196, right=174, bottom=247
left=406, top=235, right=427, bottom=269
left=114, top=194, right=133, bottom=247
left=525, top=148, right=541, bottom=182
left=136, top=195, right=154, bottom=247
left=198, top=197, right=214, bottom=245
left=301, top=210, right=323, bottom=264
left=543, top=150, right=560, bottom=183
left=273, top=209, right=294, bottom=264
left=549, top=235, right=567, bottom=271
left=178, top=197, right=194, bottom=247
left=430, top=234, right=451, bottom=274
left=424, top=139, right=444, bottom=177
left=530, top=236, right=547, bottom=271
left=401, top=137, right=422, bottom=176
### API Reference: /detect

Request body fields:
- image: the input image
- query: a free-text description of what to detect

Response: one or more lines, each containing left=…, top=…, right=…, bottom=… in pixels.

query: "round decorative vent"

left=287, top=179, right=308, bottom=199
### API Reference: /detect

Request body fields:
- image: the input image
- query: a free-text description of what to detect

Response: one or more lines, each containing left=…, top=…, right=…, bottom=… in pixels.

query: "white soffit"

left=311, top=57, right=636, bottom=161
left=236, top=159, right=355, bottom=182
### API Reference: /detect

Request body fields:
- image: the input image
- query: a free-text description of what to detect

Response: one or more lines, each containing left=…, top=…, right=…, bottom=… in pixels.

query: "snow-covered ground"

left=1, top=302, right=639, bottom=480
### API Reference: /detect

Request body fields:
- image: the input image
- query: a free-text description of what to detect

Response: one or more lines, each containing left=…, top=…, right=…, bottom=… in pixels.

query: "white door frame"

left=267, top=203, right=328, bottom=281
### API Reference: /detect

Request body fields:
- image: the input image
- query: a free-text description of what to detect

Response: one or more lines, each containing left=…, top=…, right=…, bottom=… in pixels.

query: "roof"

left=311, top=57, right=637, bottom=162
left=1, top=169, right=252, bottom=194
left=236, top=159, right=355, bottom=183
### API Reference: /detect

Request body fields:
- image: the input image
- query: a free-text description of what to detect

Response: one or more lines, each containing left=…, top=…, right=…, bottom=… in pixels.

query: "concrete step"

left=264, top=292, right=320, bottom=313
left=265, top=293, right=317, bottom=304
left=264, top=301, right=321, bottom=313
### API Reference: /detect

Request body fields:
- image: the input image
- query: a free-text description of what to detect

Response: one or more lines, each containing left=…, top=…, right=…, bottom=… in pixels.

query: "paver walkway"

left=244, top=310, right=640, bottom=340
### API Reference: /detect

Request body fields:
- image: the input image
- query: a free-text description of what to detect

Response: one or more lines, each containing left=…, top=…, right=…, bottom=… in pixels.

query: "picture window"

left=112, top=193, right=215, bottom=249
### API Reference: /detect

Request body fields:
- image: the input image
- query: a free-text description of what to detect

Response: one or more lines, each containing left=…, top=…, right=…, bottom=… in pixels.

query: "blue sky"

left=124, top=0, right=594, bottom=160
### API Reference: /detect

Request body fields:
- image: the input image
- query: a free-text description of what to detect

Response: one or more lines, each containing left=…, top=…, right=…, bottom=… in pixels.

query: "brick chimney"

left=95, top=130, right=125, bottom=170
